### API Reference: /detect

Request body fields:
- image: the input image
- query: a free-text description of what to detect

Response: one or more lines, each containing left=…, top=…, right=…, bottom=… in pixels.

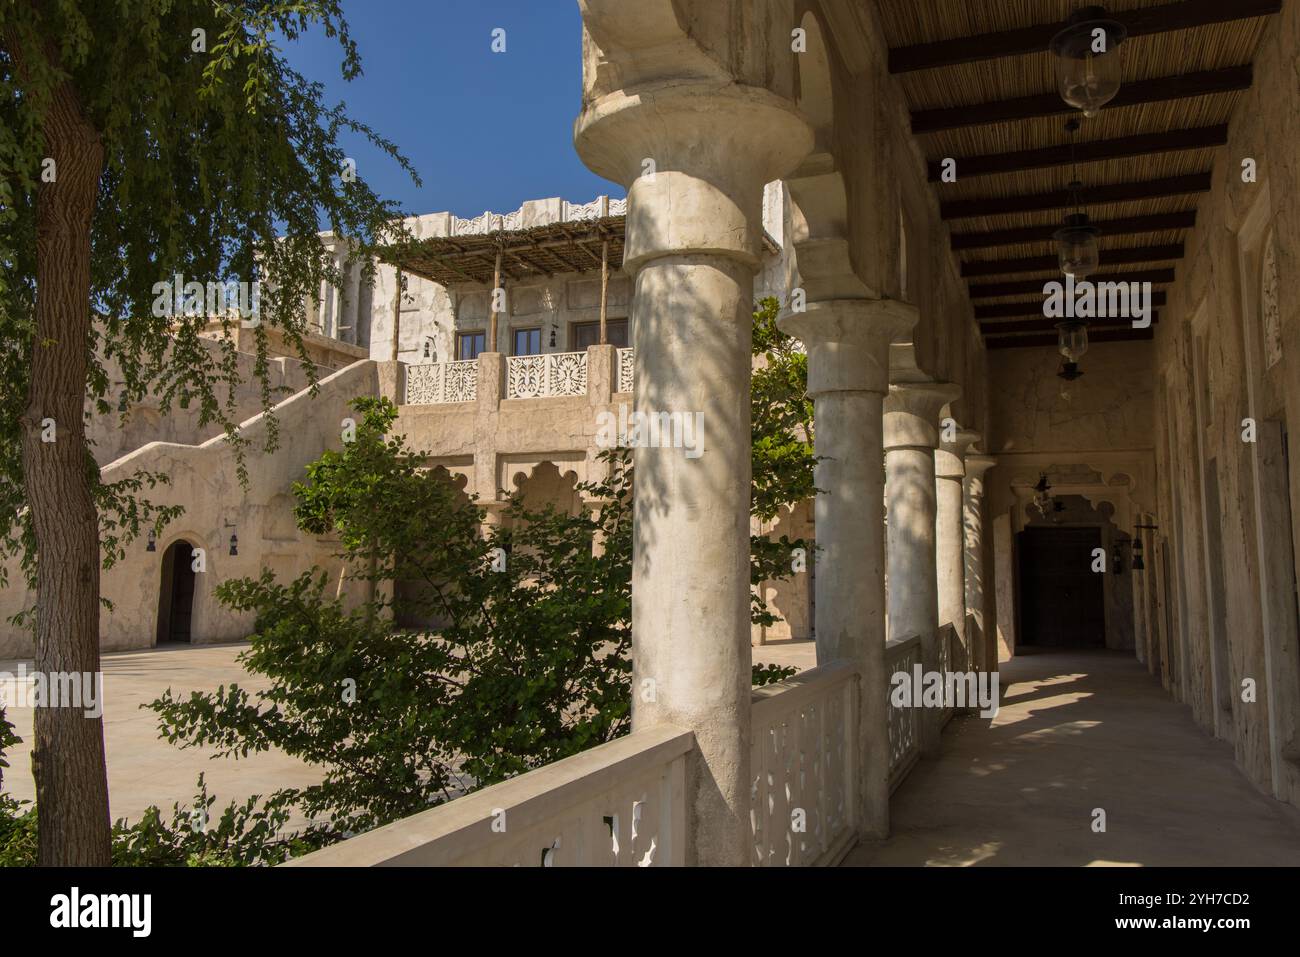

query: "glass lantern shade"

left=1050, top=7, right=1127, bottom=117
left=1057, top=320, right=1089, bottom=362
left=1054, top=213, right=1101, bottom=278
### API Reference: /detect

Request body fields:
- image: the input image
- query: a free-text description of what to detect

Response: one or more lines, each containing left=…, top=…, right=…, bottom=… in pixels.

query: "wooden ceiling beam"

left=969, top=269, right=1176, bottom=298
left=961, top=244, right=1184, bottom=277
left=889, top=0, right=1282, bottom=73
left=984, top=327, right=1156, bottom=349
left=981, top=314, right=1160, bottom=335
left=929, top=125, right=1227, bottom=181
left=952, top=212, right=1195, bottom=250
left=976, top=293, right=1167, bottom=320
left=912, top=66, right=1252, bottom=133
left=940, top=173, right=1210, bottom=220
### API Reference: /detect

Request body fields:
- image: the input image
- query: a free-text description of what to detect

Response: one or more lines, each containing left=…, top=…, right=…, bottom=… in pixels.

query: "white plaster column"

left=781, top=299, right=916, bottom=839
left=936, top=426, right=977, bottom=663
left=885, top=381, right=959, bottom=755
left=577, top=80, right=812, bottom=865
left=963, top=454, right=997, bottom=673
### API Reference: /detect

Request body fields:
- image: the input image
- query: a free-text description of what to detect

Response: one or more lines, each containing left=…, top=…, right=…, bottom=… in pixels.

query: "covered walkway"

left=844, top=650, right=1300, bottom=866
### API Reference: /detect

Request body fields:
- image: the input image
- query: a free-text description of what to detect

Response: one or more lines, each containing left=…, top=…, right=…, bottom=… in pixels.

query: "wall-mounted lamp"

left=1132, top=523, right=1159, bottom=572
left=118, top=391, right=129, bottom=413
left=229, top=532, right=238, bottom=557
left=1033, top=473, right=1055, bottom=516
left=146, top=529, right=157, bottom=552
left=548, top=325, right=557, bottom=349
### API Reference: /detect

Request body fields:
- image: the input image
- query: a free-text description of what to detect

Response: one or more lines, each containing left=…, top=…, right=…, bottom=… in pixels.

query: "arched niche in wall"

left=507, top=460, right=582, bottom=521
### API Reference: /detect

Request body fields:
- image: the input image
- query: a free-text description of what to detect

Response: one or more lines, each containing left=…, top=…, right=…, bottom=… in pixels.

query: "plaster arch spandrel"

left=578, top=0, right=797, bottom=101
left=497, top=454, right=588, bottom=504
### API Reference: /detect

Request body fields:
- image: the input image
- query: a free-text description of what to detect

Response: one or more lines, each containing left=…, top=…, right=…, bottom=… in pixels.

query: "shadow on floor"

left=843, top=649, right=1300, bottom=867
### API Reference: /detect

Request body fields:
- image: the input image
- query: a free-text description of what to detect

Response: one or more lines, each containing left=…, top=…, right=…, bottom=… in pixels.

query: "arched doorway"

left=156, top=540, right=196, bottom=644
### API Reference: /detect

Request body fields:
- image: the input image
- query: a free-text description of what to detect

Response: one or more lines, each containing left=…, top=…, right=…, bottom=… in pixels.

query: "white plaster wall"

left=1147, top=1, right=1300, bottom=804
left=0, top=360, right=385, bottom=658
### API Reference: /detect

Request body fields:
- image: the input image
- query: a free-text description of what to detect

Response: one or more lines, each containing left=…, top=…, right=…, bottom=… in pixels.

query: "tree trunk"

left=20, top=54, right=111, bottom=866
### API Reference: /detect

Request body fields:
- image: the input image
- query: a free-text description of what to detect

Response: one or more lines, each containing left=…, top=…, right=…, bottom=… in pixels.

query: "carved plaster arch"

left=497, top=453, right=587, bottom=504
left=781, top=12, right=875, bottom=313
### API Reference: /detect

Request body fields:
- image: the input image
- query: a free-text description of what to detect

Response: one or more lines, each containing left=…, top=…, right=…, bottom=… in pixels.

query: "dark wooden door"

left=1017, top=526, right=1106, bottom=647
left=167, top=542, right=195, bottom=642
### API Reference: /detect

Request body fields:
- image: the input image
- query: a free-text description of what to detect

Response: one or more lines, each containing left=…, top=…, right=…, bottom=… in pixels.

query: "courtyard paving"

left=1, top=642, right=322, bottom=827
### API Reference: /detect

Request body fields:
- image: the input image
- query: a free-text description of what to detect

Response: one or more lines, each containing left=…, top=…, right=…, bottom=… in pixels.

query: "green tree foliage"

left=751, top=295, right=816, bottom=522
left=749, top=295, right=818, bottom=627
left=0, top=1, right=415, bottom=864
left=148, top=386, right=808, bottom=848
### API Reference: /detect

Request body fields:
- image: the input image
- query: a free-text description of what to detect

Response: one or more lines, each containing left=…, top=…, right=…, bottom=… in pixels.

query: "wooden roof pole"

left=391, top=266, right=403, bottom=362
left=600, top=237, right=609, bottom=345
left=490, top=240, right=503, bottom=353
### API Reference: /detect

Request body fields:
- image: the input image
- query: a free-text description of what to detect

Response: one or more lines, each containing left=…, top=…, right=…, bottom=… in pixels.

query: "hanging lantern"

left=146, top=529, right=157, bottom=553
left=1054, top=212, right=1101, bottom=279
left=1056, top=319, right=1088, bottom=381
left=229, top=532, right=238, bottom=556
left=1057, top=319, right=1089, bottom=362
left=1132, top=533, right=1145, bottom=571
left=1050, top=6, right=1128, bottom=117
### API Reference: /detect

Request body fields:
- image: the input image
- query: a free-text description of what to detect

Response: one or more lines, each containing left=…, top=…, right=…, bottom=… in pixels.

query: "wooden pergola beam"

left=976, top=292, right=1167, bottom=320
left=889, top=0, right=1282, bottom=74
left=507, top=248, right=554, bottom=278
left=929, top=125, right=1228, bottom=181
left=952, top=212, right=1195, bottom=251
left=940, top=173, right=1210, bottom=220
left=961, top=244, right=1184, bottom=277
left=984, top=327, right=1155, bottom=349
left=912, top=66, right=1252, bottom=133
left=969, top=269, right=1176, bottom=298
left=980, top=314, right=1161, bottom=335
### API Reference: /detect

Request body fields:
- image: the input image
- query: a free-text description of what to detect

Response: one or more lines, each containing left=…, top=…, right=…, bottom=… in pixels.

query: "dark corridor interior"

left=157, top=541, right=196, bottom=644
left=1017, top=526, right=1106, bottom=648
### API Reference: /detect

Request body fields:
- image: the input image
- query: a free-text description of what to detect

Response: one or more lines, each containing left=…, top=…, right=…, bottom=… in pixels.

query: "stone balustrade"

left=284, top=653, right=955, bottom=867
left=750, top=661, right=860, bottom=866
left=506, top=351, right=589, bottom=399
left=616, top=347, right=633, bottom=394
left=941, top=621, right=966, bottom=729
left=404, top=359, right=478, bottom=404
left=886, top=633, right=922, bottom=792
left=285, top=725, right=692, bottom=867
left=402, top=345, right=633, bottom=407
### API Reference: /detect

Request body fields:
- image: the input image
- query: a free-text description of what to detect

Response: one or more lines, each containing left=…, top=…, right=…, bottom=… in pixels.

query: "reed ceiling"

left=873, top=0, right=1281, bottom=348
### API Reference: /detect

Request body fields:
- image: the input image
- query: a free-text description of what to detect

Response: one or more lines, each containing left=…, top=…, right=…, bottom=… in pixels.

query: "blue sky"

left=284, top=0, right=622, bottom=219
